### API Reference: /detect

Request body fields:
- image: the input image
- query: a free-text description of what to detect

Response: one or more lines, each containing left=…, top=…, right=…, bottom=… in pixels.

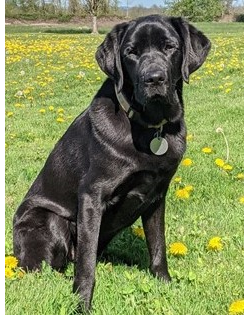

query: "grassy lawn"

left=5, top=22, right=244, bottom=315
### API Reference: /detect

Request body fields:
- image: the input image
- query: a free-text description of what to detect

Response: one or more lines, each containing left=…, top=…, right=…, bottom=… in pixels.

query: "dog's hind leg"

left=13, top=207, right=73, bottom=272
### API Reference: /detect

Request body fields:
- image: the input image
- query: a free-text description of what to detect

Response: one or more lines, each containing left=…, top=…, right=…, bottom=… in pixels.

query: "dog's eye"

left=124, top=47, right=138, bottom=56
left=165, top=44, right=175, bottom=51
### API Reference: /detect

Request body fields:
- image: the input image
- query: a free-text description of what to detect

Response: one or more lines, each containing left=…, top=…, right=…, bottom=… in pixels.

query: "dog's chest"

left=104, top=168, right=169, bottom=228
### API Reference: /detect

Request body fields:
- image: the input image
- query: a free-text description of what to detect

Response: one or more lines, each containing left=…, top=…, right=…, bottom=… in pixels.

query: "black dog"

left=13, top=15, right=210, bottom=310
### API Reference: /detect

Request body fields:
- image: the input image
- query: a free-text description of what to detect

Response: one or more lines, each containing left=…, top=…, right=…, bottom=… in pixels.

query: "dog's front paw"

left=150, top=266, right=171, bottom=283
left=158, top=271, right=171, bottom=283
left=73, top=280, right=93, bottom=313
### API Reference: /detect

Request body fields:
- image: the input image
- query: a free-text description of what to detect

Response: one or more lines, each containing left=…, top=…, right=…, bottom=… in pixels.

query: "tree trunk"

left=92, top=15, right=98, bottom=34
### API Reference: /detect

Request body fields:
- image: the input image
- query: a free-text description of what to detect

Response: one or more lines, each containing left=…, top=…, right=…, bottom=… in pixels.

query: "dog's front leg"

left=73, top=190, right=104, bottom=311
left=141, top=197, right=171, bottom=282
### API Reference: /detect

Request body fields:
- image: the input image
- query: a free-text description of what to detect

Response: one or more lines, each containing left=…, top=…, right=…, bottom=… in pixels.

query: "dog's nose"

left=144, top=71, right=165, bottom=85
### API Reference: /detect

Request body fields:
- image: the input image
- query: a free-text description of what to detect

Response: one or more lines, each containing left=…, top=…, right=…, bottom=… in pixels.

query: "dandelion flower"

left=215, top=158, right=225, bottom=167
left=202, top=147, right=212, bottom=154
left=207, top=237, right=223, bottom=251
left=169, top=242, right=188, bottom=256
left=5, top=267, right=15, bottom=279
left=216, top=127, right=223, bottom=133
left=39, top=109, right=46, bottom=114
left=181, top=158, right=193, bottom=166
left=239, top=197, right=244, bottom=204
left=132, top=226, right=145, bottom=239
left=174, top=177, right=182, bottom=183
left=236, top=173, right=244, bottom=180
left=186, top=134, right=193, bottom=141
left=6, top=111, right=14, bottom=117
left=229, top=299, right=244, bottom=315
left=48, top=106, right=54, bottom=111
left=175, top=188, right=190, bottom=200
left=184, top=185, right=193, bottom=192
left=225, top=88, right=231, bottom=93
left=223, top=164, right=233, bottom=171
left=5, top=256, right=18, bottom=269
left=56, top=117, right=65, bottom=123
left=57, top=108, right=65, bottom=114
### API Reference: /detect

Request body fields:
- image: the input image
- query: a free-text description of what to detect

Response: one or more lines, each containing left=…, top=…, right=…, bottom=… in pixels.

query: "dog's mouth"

left=133, top=87, right=180, bottom=125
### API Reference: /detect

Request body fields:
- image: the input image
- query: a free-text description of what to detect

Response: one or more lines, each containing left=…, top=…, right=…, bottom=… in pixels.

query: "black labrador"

left=13, top=15, right=211, bottom=310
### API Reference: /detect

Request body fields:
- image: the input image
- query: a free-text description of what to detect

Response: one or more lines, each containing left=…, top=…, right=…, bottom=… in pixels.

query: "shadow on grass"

left=99, top=227, right=149, bottom=271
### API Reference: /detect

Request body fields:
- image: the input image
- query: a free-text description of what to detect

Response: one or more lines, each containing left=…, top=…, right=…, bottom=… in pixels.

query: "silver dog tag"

left=150, top=137, right=168, bottom=155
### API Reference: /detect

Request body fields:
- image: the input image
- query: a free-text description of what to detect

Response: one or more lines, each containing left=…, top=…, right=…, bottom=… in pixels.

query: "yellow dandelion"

left=6, top=111, right=14, bottom=117
left=174, top=177, right=182, bottom=183
left=223, top=164, right=233, bottom=171
left=207, top=237, right=223, bottom=251
left=57, top=108, right=65, bottom=114
left=225, top=88, right=231, bottom=93
left=186, top=134, right=193, bottom=141
left=239, top=197, right=244, bottom=204
left=132, top=226, right=145, bottom=239
left=229, top=299, right=244, bottom=315
left=184, top=185, right=193, bottom=192
left=56, top=117, right=65, bottom=123
left=39, top=108, right=46, bottom=114
left=175, top=188, right=190, bottom=200
left=169, top=242, right=188, bottom=256
left=202, top=147, right=212, bottom=154
left=48, top=105, right=54, bottom=111
left=181, top=158, right=193, bottom=166
left=236, top=173, right=244, bottom=180
left=5, top=267, right=15, bottom=279
left=215, top=158, right=225, bottom=167
left=14, top=103, right=23, bottom=108
left=5, top=256, right=18, bottom=269
left=23, top=88, right=30, bottom=95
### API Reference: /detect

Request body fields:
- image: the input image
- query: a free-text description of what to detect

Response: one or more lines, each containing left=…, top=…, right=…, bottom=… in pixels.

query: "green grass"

left=5, top=22, right=244, bottom=315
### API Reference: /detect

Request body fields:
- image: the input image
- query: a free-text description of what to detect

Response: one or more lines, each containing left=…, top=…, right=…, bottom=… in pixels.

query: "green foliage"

left=168, top=0, right=224, bottom=21
left=57, top=14, right=73, bottom=22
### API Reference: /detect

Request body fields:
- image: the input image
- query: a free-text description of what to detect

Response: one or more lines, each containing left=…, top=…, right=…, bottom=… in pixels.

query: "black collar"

left=115, top=86, right=168, bottom=130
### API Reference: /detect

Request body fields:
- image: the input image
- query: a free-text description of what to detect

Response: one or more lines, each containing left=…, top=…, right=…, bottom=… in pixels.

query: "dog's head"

left=96, top=15, right=211, bottom=125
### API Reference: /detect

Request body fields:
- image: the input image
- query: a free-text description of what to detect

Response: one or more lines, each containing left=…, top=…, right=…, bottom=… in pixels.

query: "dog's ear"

left=172, top=18, right=211, bottom=83
left=96, top=22, right=129, bottom=92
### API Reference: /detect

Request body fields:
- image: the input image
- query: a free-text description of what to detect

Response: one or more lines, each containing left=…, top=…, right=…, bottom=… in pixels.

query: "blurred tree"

left=166, top=0, right=229, bottom=21
left=69, top=0, right=80, bottom=14
left=82, top=0, right=105, bottom=33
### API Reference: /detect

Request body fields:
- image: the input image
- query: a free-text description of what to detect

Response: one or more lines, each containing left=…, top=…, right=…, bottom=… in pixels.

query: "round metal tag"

left=150, top=137, right=168, bottom=155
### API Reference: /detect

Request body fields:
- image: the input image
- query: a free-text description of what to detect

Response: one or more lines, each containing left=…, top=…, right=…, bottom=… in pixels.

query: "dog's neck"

left=114, top=85, right=168, bottom=130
